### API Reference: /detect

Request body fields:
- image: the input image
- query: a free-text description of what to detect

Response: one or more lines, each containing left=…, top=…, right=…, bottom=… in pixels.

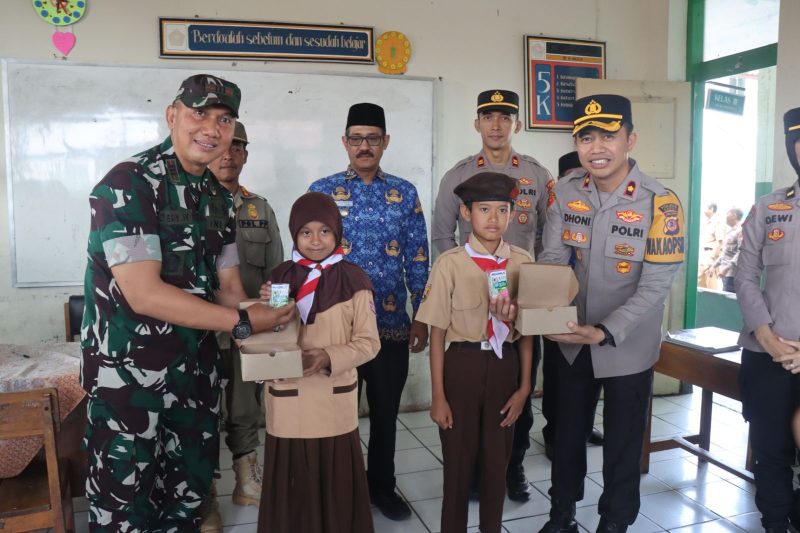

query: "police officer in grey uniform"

left=538, top=94, right=685, bottom=533
left=432, top=89, right=554, bottom=502
left=206, top=122, right=284, bottom=528
left=735, top=107, right=800, bottom=532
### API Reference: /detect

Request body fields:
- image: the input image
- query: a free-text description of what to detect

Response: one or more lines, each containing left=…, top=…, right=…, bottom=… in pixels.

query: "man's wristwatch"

left=596, top=323, right=616, bottom=347
left=232, top=309, right=252, bottom=340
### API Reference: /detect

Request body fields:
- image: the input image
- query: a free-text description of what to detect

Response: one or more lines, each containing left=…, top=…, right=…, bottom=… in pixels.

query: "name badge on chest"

left=335, top=200, right=353, bottom=217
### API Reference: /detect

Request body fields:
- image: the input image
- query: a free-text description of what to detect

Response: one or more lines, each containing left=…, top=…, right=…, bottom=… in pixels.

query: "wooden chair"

left=63, top=295, right=84, bottom=342
left=0, top=388, right=74, bottom=532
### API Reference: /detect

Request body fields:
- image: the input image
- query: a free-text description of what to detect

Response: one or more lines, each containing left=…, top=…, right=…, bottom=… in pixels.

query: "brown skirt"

left=258, top=429, right=374, bottom=533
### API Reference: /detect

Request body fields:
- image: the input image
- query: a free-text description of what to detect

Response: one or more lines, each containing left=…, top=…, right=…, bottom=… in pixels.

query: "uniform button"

left=368, top=261, right=373, bottom=266
left=379, top=217, right=384, bottom=222
left=368, top=207, right=373, bottom=212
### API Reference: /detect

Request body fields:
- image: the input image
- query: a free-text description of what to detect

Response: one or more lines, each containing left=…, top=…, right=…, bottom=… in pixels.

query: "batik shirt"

left=309, top=167, right=429, bottom=341
left=81, top=136, right=238, bottom=395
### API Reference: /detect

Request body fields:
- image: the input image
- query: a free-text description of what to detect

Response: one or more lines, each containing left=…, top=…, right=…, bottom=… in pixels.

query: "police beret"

left=346, top=102, right=386, bottom=130
left=233, top=122, right=248, bottom=145
left=477, top=90, right=519, bottom=114
left=174, top=74, right=241, bottom=118
left=572, top=94, right=632, bottom=136
left=558, top=151, right=582, bottom=177
left=454, top=172, right=519, bottom=204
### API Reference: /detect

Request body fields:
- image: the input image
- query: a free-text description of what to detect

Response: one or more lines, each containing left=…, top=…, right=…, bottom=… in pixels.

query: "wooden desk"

left=642, top=341, right=752, bottom=482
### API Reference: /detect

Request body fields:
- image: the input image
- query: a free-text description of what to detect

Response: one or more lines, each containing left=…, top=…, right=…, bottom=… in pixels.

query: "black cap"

left=784, top=107, right=800, bottom=176
left=477, top=90, right=519, bottom=114
left=572, top=94, right=632, bottom=136
left=346, top=102, right=386, bottom=130
left=558, top=151, right=582, bottom=177
left=454, top=172, right=519, bottom=204
left=174, top=74, right=241, bottom=118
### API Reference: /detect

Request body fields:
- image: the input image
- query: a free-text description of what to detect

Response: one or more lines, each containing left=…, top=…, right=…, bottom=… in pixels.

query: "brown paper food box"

left=516, top=263, right=579, bottom=335
left=238, top=299, right=303, bottom=381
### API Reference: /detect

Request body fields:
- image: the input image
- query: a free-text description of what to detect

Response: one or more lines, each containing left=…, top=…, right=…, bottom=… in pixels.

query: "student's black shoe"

left=596, top=517, right=628, bottom=533
left=537, top=500, right=578, bottom=533
left=372, top=490, right=411, bottom=521
left=587, top=427, right=605, bottom=445
left=506, top=463, right=532, bottom=502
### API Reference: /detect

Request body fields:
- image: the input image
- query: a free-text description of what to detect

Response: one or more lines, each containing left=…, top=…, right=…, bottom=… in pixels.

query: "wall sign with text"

left=524, top=36, right=606, bottom=131
left=160, top=18, right=374, bottom=63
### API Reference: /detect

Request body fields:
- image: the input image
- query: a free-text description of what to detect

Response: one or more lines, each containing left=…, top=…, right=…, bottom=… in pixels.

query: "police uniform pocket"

left=241, top=227, right=271, bottom=267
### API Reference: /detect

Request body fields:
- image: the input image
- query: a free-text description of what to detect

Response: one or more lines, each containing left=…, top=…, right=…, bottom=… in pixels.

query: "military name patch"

left=616, top=261, right=632, bottom=274
left=567, top=200, right=592, bottom=212
left=644, top=189, right=686, bottom=264
left=616, top=210, right=644, bottom=223
left=767, top=228, right=785, bottom=241
left=239, top=219, right=268, bottom=228
left=159, top=208, right=192, bottom=226
left=564, top=213, right=591, bottom=226
left=768, top=202, right=793, bottom=211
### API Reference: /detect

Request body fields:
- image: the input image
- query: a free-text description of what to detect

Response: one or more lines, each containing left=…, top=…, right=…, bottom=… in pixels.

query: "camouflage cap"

left=174, top=74, right=241, bottom=117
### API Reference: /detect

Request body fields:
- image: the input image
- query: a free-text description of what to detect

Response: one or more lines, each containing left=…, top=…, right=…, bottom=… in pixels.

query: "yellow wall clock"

left=376, top=31, right=411, bottom=75
left=33, top=0, right=86, bottom=26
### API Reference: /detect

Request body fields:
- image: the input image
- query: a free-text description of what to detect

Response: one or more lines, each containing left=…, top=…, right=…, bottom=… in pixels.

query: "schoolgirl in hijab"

left=257, top=192, right=379, bottom=533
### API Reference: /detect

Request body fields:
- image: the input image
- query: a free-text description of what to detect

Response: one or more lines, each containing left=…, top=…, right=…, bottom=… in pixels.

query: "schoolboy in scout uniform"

left=538, top=95, right=685, bottom=533
left=206, top=122, right=284, bottom=524
left=432, top=89, right=554, bottom=501
left=80, top=74, right=295, bottom=532
left=735, top=107, right=800, bottom=531
left=418, top=172, right=534, bottom=533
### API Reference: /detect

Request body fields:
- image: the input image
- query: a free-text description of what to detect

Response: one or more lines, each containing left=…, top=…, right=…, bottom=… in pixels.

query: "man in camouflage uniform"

left=432, top=89, right=554, bottom=502
left=81, top=74, right=294, bottom=532
left=205, top=122, right=284, bottom=520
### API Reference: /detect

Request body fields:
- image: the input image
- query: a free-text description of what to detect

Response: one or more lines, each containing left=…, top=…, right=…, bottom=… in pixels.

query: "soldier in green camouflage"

left=81, top=73, right=295, bottom=532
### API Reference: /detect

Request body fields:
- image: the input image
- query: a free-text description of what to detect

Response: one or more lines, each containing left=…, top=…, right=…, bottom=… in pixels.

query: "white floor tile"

left=639, top=490, right=722, bottom=529
left=396, top=467, right=444, bottom=502
left=679, top=479, right=759, bottom=518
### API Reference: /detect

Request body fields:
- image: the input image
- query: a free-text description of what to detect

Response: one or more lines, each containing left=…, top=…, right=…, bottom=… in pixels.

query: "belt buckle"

left=480, top=341, right=492, bottom=351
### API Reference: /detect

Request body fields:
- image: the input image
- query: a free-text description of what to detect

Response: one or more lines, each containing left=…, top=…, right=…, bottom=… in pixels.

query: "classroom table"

left=0, top=342, right=87, bottom=493
left=641, top=339, right=752, bottom=482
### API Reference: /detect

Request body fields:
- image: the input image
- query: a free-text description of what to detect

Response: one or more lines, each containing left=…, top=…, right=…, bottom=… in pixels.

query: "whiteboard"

left=3, top=61, right=434, bottom=287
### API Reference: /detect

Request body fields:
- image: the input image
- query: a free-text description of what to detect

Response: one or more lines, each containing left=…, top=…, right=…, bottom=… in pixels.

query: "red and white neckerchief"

left=464, top=242, right=511, bottom=359
left=292, top=246, right=345, bottom=324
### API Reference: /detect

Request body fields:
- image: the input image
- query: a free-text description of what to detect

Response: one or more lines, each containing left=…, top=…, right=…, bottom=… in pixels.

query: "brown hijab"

left=269, top=192, right=373, bottom=325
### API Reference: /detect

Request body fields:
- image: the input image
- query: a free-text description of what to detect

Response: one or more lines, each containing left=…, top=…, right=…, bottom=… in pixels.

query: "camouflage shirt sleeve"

left=90, top=163, right=162, bottom=267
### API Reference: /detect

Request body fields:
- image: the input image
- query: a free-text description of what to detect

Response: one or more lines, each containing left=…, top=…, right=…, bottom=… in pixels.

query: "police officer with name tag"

left=432, top=89, right=554, bottom=502
left=735, top=107, right=800, bottom=532
left=538, top=94, right=685, bottom=533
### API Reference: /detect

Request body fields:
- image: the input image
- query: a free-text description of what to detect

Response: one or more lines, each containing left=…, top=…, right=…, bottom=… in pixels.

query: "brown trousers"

left=439, top=343, right=520, bottom=533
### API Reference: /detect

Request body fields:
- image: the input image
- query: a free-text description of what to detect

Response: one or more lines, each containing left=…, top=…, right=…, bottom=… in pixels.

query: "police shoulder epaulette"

left=517, top=153, right=547, bottom=170
left=644, top=188, right=685, bottom=264
left=452, top=154, right=477, bottom=169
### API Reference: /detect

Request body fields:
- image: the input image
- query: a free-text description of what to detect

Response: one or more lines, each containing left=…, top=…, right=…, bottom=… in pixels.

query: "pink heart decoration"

left=52, top=31, right=76, bottom=56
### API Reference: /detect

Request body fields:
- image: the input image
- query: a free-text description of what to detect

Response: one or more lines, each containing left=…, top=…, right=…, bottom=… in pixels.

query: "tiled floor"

left=65, top=389, right=763, bottom=532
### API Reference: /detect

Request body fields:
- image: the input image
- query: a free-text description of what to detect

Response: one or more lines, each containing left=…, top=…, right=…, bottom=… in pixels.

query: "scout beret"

left=233, top=122, right=248, bottom=145
left=784, top=106, right=800, bottom=176
left=174, top=74, right=241, bottom=118
left=454, top=172, right=519, bottom=204
left=346, top=102, right=386, bottom=130
left=558, top=151, right=582, bottom=178
left=572, top=94, right=632, bottom=136
left=477, top=90, right=519, bottom=114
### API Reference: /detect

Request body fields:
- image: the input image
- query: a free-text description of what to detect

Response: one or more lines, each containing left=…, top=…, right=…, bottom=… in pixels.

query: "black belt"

left=449, top=341, right=512, bottom=351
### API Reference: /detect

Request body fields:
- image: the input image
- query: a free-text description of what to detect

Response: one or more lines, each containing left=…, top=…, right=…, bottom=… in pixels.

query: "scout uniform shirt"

left=81, top=136, right=238, bottom=396
left=736, top=181, right=800, bottom=352
left=539, top=161, right=685, bottom=378
left=265, top=289, right=380, bottom=439
left=432, top=149, right=554, bottom=255
left=416, top=234, right=531, bottom=343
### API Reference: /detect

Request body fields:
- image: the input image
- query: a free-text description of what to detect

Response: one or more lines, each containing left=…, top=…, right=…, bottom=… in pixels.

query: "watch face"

left=233, top=322, right=252, bottom=340
left=33, top=0, right=86, bottom=26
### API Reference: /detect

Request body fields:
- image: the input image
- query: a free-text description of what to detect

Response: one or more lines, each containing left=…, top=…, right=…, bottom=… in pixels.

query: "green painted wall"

left=695, top=288, right=744, bottom=331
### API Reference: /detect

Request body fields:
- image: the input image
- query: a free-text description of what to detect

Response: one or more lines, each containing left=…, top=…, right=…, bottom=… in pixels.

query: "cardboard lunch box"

left=515, top=263, right=579, bottom=335
left=238, top=299, right=303, bottom=381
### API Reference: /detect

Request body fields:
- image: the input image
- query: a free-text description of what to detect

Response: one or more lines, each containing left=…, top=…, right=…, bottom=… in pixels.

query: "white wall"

left=0, top=0, right=685, bottom=407
left=773, top=0, right=800, bottom=189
